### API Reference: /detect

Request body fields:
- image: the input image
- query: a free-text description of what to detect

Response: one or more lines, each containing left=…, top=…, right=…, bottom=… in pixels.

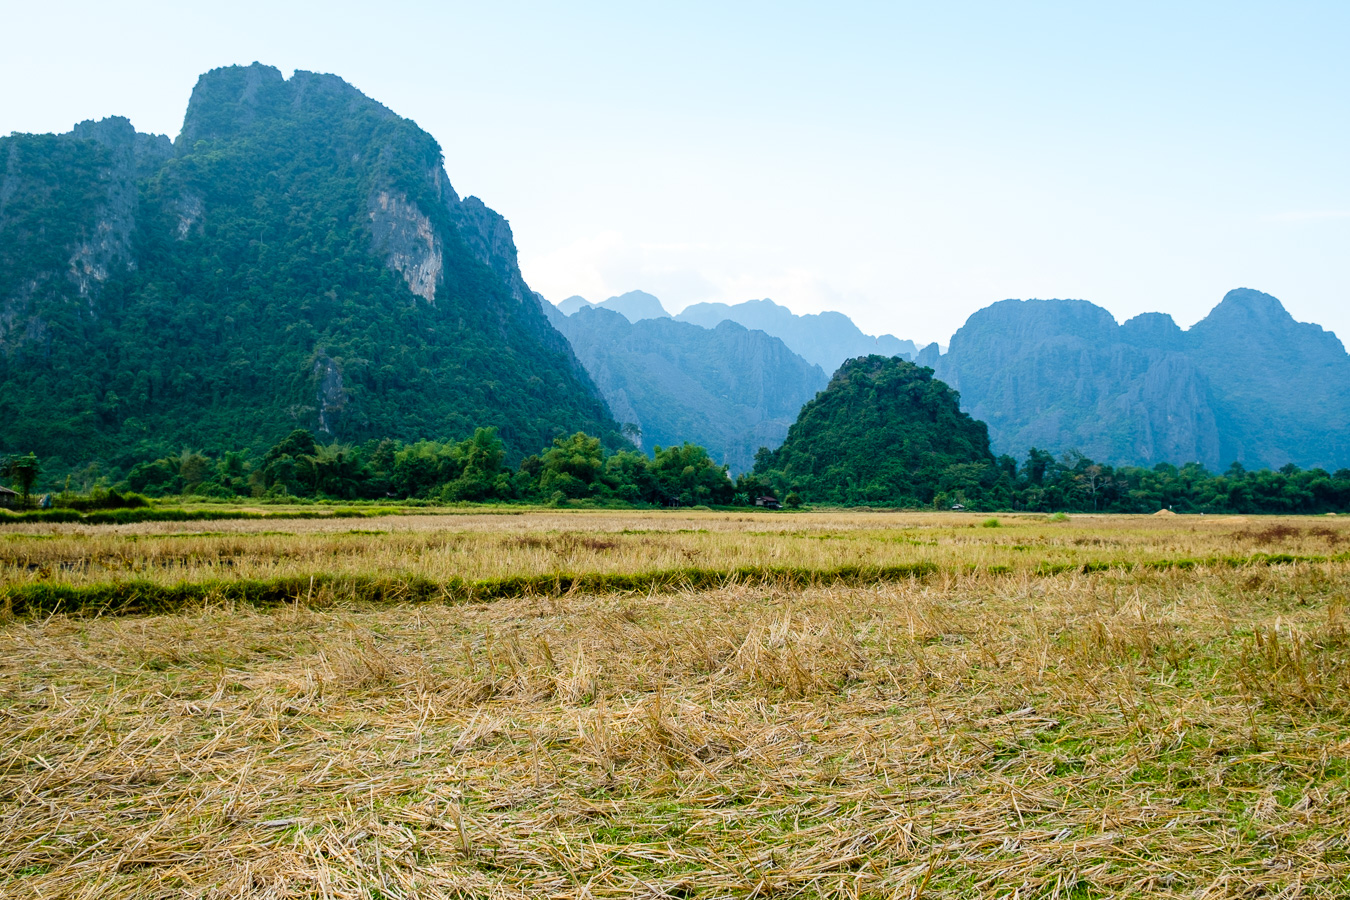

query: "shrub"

left=54, top=487, right=150, bottom=511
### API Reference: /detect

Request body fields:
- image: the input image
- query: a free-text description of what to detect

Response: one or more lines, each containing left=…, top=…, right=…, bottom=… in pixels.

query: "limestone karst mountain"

left=0, top=63, right=620, bottom=467
left=754, top=355, right=993, bottom=504
left=552, top=306, right=827, bottom=472
left=675, top=298, right=916, bottom=373
left=919, top=289, right=1350, bottom=470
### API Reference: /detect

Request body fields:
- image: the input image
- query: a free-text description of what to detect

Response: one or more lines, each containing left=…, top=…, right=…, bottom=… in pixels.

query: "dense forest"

left=10, top=425, right=1350, bottom=516
left=98, top=428, right=757, bottom=508
left=752, top=356, right=997, bottom=506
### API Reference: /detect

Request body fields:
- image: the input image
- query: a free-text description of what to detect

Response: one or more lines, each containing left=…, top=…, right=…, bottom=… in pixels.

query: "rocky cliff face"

left=1184, top=289, right=1350, bottom=468
left=64, top=118, right=173, bottom=299
left=554, top=307, right=827, bottom=472
left=0, top=63, right=620, bottom=465
left=928, top=290, right=1350, bottom=470
left=369, top=188, right=442, bottom=302
left=0, top=116, right=172, bottom=354
left=675, top=298, right=916, bottom=374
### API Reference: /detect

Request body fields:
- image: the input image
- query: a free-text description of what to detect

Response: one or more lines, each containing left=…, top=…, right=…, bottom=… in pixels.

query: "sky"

left=3, top=1, right=1347, bottom=346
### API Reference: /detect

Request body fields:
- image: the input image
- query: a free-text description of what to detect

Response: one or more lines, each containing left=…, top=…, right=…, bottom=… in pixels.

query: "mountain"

left=553, top=306, right=827, bottom=472
left=556, top=290, right=671, bottom=323
left=755, top=355, right=994, bottom=505
left=675, top=298, right=916, bottom=373
left=925, top=289, right=1350, bottom=470
left=0, top=63, right=621, bottom=469
left=1184, top=289, right=1350, bottom=468
left=557, top=295, right=593, bottom=316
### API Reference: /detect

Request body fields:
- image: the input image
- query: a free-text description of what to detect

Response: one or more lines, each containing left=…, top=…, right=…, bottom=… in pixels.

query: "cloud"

left=521, top=232, right=752, bottom=308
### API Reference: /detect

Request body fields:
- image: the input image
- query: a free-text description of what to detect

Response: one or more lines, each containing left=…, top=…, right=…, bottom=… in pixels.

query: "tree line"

left=962, top=449, right=1350, bottom=515
left=9, top=430, right=1350, bottom=514
left=116, top=429, right=775, bottom=508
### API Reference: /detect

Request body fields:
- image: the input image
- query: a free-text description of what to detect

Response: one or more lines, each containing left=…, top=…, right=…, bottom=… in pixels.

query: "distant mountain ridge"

left=558, top=290, right=671, bottom=322
left=553, top=306, right=827, bottom=472
left=922, top=289, right=1350, bottom=471
left=675, top=298, right=916, bottom=373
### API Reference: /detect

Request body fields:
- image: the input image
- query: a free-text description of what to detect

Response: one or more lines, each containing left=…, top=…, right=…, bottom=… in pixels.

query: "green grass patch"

left=1, top=562, right=944, bottom=618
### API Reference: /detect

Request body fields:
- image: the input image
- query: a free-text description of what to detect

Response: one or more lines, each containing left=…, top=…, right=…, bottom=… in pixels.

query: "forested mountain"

left=553, top=306, right=826, bottom=472
left=755, top=356, right=993, bottom=505
left=918, top=289, right=1350, bottom=470
left=0, top=63, right=620, bottom=471
left=675, top=298, right=916, bottom=373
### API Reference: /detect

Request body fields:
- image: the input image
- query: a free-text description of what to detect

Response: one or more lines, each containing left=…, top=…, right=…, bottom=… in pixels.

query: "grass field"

left=2, top=510, right=1348, bottom=898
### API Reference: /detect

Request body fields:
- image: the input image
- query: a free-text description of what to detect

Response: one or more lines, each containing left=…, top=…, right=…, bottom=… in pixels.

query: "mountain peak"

left=68, top=116, right=173, bottom=176
left=1119, top=311, right=1184, bottom=350
left=1195, top=288, right=1295, bottom=331
left=948, top=298, right=1117, bottom=354
left=1190, top=287, right=1345, bottom=355
left=178, top=64, right=395, bottom=147
left=598, top=290, right=670, bottom=322
left=557, top=295, right=594, bottom=316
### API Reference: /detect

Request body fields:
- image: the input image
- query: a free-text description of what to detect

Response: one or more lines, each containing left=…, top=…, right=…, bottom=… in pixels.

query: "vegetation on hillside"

left=746, top=355, right=1350, bottom=514
left=753, top=355, right=996, bottom=505
left=0, top=65, right=619, bottom=472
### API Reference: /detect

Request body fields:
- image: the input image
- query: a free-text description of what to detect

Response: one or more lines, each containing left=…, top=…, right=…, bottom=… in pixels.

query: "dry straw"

left=1, top=511, right=1348, bottom=897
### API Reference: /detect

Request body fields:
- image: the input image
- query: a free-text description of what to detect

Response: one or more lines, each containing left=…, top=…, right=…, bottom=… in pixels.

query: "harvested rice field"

left=2, top=510, right=1349, bottom=898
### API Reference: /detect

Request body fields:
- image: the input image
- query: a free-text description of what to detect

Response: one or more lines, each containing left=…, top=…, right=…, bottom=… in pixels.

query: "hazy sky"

left=4, top=1, right=1347, bottom=345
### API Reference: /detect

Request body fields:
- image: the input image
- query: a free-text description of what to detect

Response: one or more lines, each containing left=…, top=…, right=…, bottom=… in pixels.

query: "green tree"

left=540, top=433, right=610, bottom=500
left=651, top=443, right=734, bottom=506
left=2, top=453, right=41, bottom=507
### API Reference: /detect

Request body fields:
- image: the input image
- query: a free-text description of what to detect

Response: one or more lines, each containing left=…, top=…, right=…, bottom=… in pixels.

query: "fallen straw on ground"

left=1, top=511, right=1348, bottom=897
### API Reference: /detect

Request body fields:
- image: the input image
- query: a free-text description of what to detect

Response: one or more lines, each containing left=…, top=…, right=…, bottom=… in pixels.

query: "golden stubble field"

left=0, top=509, right=1345, bottom=592
left=1, top=510, right=1348, bottom=898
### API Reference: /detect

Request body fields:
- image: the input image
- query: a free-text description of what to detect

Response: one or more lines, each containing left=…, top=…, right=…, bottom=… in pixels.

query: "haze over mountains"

left=549, top=294, right=913, bottom=471
left=552, top=307, right=825, bottom=472
left=554, top=287, right=1350, bottom=474
left=549, top=292, right=931, bottom=471
left=555, top=293, right=917, bottom=373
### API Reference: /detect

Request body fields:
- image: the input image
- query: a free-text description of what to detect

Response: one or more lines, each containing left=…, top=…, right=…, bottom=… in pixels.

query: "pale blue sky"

left=4, top=1, right=1347, bottom=345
